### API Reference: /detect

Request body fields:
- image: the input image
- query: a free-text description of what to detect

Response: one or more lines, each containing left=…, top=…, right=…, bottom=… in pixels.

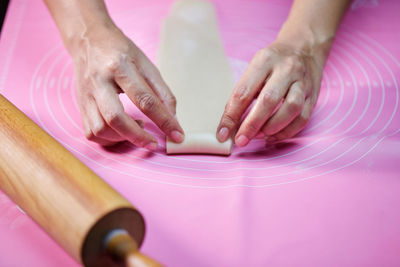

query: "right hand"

left=70, top=25, right=184, bottom=150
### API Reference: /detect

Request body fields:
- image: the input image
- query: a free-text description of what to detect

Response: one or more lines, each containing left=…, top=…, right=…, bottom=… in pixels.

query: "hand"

left=217, top=41, right=326, bottom=147
left=71, top=25, right=184, bottom=149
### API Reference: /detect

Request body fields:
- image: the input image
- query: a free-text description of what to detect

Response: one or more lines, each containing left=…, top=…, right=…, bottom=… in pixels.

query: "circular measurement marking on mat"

left=29, top=26, right=399, bottom=188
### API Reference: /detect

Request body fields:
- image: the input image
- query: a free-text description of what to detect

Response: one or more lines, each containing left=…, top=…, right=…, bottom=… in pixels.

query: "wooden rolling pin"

left=0, top=94, right=161, bottom=267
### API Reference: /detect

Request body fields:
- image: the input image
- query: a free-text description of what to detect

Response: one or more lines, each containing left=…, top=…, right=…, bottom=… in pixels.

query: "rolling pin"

left=0, top=94, right=162, bottom=267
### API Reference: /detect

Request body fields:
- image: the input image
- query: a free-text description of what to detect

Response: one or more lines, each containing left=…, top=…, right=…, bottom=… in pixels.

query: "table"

left=0, top=0, right=399, bottom=266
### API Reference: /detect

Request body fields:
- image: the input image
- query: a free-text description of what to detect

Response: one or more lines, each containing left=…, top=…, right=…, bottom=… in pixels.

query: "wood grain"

left=0, top=94, right=151, bottom=266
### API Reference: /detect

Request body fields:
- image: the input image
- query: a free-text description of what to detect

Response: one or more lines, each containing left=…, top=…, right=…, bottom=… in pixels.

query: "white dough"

left=158, top=0, right=234, bottom=155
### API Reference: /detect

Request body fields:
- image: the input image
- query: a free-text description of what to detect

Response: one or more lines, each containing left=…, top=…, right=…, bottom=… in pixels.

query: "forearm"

left=277, top=0, right=351, bottom=63
left=43, top=0, right=117, bottom=53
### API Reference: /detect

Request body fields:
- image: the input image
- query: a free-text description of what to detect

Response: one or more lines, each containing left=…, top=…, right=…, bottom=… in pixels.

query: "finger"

left=94, top=83, right=159, bottom=150
left=80, top=105, right=119, bottom=146
left=234, top=70, right=295, bottom=147
left=266, top=97, right=314, bottom=142
left=75, top=93, right=118, bottom=146
left=135, top=119, right=144, bottom=128
left=217, top=49, right=274, bottom=142
left=260, top=82, right=305, bottom=136
left=78, top=99, right=92, bottom=139
left=85, top=96, right=125, bottom=142
left=136, top=55, right=177, bottom=115
left=86, top=132, right=119, bottom=147
left=114, top=60, right=184, bottom=143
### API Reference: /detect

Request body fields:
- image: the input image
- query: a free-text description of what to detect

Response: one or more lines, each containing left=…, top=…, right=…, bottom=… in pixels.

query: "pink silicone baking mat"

left=0, top=0, right=399, bottom=266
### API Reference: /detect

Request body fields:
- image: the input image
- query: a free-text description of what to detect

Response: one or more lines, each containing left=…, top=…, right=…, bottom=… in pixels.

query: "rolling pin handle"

left=105, top=229, right=163, bottom=267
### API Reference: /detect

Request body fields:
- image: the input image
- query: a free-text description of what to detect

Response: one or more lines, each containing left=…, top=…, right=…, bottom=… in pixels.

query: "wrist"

left=275, top=22, right=334, bottom=66
left=65, top=18, right=119, bottom=56
left=56, top=3, right=118, bottom=55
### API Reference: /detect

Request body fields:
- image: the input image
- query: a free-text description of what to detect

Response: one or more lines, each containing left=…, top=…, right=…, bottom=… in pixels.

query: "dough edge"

left=166, top=133, right=233, bottom=155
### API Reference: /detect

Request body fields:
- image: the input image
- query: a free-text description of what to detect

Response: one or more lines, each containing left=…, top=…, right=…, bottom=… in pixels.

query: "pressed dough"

left=158, top=0, right=234, bottom=155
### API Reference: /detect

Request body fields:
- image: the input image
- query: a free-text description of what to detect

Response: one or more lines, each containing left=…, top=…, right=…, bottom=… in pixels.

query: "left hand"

left=217, top=41, right=325, bottom=147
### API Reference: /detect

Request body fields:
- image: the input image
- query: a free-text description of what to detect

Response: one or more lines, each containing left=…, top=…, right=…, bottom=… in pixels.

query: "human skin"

left=43, top=0, right=185, bottom=150
left=217, top=0, right=352, bottom=147
left=44, top=0, right=351, bottom=150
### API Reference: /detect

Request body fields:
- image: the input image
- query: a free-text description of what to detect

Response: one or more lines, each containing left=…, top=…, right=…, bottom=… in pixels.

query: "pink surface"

left=0, top=0, right=400, bottom=266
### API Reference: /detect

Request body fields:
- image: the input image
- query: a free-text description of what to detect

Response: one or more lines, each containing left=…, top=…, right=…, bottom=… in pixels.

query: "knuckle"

left=137, top=93, right=157, bottom=113
left=286, top=97, right=303, bottom=113
left=256, top=48, right=273, bottom=61
left=261, top=91, right=279, bottom=106
left=283, top=59, right=296, bottom=72
left=222, top=113, right=239, bottom=128
left=84, top=69, right=101, bottom=83
left=91, top=123, right=107, bottom=137
left=283, top=57, right=303, bottom=73
left=160, top=118, right=174, bottom=132
left=104, top=111, right=122, bottom=127
left=232, top=86, right=250, bottom=105
left=252, top=48, right=273, bottom=69
left=105, top=54, right=129, bottom=74
left=105, top=59, right=121, bottom=74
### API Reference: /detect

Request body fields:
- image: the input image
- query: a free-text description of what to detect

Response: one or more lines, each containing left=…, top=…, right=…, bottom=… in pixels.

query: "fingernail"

left=255, top=132, right=264, bottom=139
left=218, top=127, right=229, bottom=141
left=145, top=142, right=158, bottom=151
left=266, top=136, right=277, bottom=143
left=171, top=130, right=184, bottom=143
left=236, top=135, right=249, bottom=147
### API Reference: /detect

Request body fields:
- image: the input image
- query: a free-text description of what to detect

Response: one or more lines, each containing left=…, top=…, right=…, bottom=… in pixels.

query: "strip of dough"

left=158, top=0, right=234, bottom=155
